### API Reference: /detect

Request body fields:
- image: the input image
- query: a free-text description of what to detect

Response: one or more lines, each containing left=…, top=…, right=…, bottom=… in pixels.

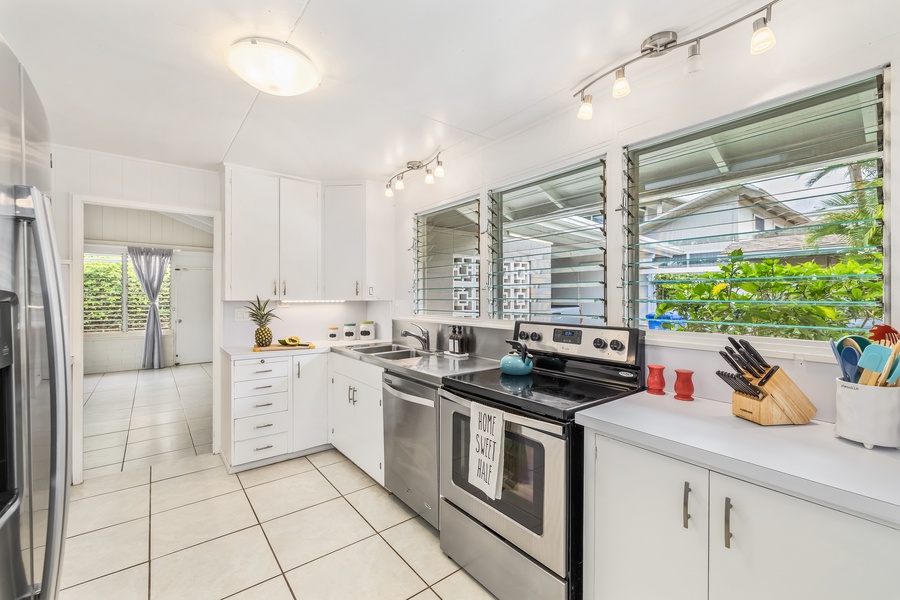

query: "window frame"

left=488, top=159, right=608, bottom=324
left=83, top=249, right=171, bottom=334
left=623, top=75, right=887, bottom=342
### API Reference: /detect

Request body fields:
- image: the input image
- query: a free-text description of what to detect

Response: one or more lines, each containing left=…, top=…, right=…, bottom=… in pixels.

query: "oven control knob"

left=530, top=332, right=542, bottom=342
left=609, top=339, right=625, bottom=352
left=518, top=331, right=529, bottom=340
left=593, top=338, right=608, bottom=349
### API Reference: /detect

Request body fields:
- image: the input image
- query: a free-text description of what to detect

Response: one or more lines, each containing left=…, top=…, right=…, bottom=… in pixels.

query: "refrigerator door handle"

left=21, top=186, right=70, bottom=600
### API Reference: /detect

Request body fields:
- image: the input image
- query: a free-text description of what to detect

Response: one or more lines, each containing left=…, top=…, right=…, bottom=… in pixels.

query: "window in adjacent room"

left=414, top=198, right=481, bottom=318
left=625, top=75, right=885, bottom=340
left=489, top=160, right=607, bottom=324
left=83, top=252, right=171, bottom=332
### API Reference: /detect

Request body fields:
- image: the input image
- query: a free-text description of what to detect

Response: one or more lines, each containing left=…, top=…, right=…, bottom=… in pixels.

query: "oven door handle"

left=440, top=389, right=565, bottom=436
left=383, top=382, right=434, bottom=408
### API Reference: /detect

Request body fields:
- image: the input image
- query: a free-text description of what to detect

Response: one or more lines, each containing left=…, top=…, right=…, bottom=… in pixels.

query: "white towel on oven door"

left=467, top=402, right=505, bottom=499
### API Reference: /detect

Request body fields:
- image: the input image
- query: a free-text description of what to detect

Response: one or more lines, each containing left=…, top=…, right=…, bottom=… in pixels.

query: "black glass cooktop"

left=442, top=368, right=639, bottom=422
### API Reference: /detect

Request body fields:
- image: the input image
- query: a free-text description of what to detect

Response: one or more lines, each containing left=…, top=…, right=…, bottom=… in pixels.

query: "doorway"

left=71, top=195, right=222, bottom=484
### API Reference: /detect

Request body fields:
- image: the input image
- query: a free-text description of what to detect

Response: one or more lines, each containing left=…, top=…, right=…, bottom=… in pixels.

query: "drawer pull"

left=683, top=481, right=691, bottom=529
left=255, top=445, right=274, bottom=452
left=254, top=423, right=274, bottom=429
left=255, top=369, right=273, bottom=374
left=254, top=402, right=274, bottom=408
left=254, top=385, right=273, bottom=390
left=724, top=497, right=734, bottom=549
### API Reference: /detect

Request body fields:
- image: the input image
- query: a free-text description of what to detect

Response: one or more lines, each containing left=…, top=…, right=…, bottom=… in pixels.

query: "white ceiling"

left=0, top=0, right=793, bottom=182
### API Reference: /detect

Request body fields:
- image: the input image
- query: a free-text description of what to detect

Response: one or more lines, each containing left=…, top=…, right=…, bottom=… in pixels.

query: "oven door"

left=439, top=389, right=568, bottom=578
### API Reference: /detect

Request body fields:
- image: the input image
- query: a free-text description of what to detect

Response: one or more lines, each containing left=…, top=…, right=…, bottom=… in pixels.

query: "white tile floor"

left=61, top=450, right=496, bottom=600
left=82, top=364, right=214, bottom=479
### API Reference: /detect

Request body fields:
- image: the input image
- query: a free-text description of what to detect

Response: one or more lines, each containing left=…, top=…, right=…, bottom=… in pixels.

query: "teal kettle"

left=500, top=340, right=533, bottom=376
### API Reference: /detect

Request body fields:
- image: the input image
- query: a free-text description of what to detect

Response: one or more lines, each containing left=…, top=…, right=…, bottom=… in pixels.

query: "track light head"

left=435, top=155, right=445, bottom=177
left=577, top=93, right=593, bottom=120
left=685, top=41, right=703, bottom=74
left=750, top=6, right=777, bottom=55
left=395, top=174, right=405, bottom=190
left=385, top=183, right=394, bottom=197
left=424, top=169, right=435, bottom=185
left=612, top=67, right=631, bottom=99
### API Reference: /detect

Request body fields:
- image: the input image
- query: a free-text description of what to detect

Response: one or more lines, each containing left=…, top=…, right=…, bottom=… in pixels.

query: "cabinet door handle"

left=273, top=280, right=277, bottom=295
left=297, top=363, right=301, bottom=378
left=283, top=280, right=287, bottom=296
left=356, top=281, right=359, bottom=296
left=348, top=385, right=353, bottom=403
left=255, top=369, right=273, bottom=374
left=682, top=482, right=691, bottom=529
left=353, top=386, right=358, bottom=404
left=254, top=402, right=274, bottom=408
left=724, top=497, right=733, bottom=549
left=254, top=385, right=272, bottom=390
left=255, top=445, right=274, bottom=452
left=254, top=423, right=273, bottom=429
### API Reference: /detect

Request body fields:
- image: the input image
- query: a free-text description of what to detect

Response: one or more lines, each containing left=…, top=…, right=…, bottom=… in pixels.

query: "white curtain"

left=128, top=246, right=172, bottom=369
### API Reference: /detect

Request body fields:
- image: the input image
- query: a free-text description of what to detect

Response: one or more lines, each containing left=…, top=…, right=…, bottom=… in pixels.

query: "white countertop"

left=221, top=339, right=390, bottom=361
left=576, top=392, right=900, bottom=529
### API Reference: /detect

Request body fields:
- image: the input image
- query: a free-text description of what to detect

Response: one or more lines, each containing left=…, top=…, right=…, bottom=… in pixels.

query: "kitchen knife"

left=757, top=365, right=779, bottom=386
left=727, top=336, right=743, bottom=352
left=730, top=372, right=762, bottom=398
left=719, top=350, right=745, bottom=375
left=724, top=346, right=748, bottom=369
left=739, top=339, right=771, bottom=369
left=716, top=371, right=744, bottom=393
left=737, top=348, right=766, bottom=377
left=728, top=347, right=762, bottom=378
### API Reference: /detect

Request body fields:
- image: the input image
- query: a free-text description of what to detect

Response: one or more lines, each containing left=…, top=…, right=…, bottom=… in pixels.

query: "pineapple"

left=245, top=296, right=280, bottom=347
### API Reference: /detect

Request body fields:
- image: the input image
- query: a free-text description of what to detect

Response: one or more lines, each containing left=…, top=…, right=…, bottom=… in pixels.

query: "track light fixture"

left=573, top=0, right=781, bottom=119
left=385, top=152, right=445, bottom=196
left=750, top=6, right=777, bottom=55
left=685, top=40, right=703, bottom=74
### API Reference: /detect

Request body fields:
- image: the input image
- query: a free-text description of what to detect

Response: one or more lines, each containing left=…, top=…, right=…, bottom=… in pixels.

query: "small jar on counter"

left=343, top=323, right=358, bottom=340
left=327, top=327, right=340, bottom=340
left=359, top=321, right=375, bottom=340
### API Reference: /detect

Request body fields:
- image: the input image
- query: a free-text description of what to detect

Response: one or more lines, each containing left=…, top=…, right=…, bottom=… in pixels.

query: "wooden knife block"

left=731, top=368, right=817, bottom=425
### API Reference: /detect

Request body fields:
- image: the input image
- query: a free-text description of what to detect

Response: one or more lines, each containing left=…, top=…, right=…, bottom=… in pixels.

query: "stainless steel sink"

left=351, top=344, right=407, bottom=354
left=376, top=349, right=427, bottom=360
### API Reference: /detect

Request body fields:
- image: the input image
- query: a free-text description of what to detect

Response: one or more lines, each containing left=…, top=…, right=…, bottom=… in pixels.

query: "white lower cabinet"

left=293, top=354, right=328, bottom=452
left=328, top=354, right=384, bottom=484
left=591, top=434, right=900, bottom=600
left=593, top=435, right=708, bottom=600
left=708, top=473, right=900, bottom=600
left=223, top=352, right=329, bottom=470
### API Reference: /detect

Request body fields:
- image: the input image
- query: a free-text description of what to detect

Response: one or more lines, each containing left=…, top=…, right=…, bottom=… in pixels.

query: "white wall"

left=221, top=300, right=391, bottom=348
left=389, top=0, right=900, bottom=422
left=51, top=145, right=221, bottom=260
left=84, top=204, right=214, bottom=248
left=83, top=333, right=174, bottom=375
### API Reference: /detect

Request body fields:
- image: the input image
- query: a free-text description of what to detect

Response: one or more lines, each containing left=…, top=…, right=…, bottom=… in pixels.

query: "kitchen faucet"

left=400, top=323, right=430, bottom=351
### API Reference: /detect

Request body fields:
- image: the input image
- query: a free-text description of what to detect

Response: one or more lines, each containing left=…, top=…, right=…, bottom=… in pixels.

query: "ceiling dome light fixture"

left=385, top=152, right=446, bottom=195
left=685, top=40, right=703, bottom=74
left=573, top=1, right=781, bottom=118
left=577, top=93, right=593, bottom=120
left=227, top=37, right=321, bottom=96
left=750, top=6, right=777, bottom=55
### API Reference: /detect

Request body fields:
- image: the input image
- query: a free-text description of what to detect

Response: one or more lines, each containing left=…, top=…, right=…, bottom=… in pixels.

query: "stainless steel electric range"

left=439, top=321, right=645, bottom=600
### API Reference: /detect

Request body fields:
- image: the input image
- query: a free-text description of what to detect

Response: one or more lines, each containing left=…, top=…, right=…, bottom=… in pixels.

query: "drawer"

left=234, top=360, right=289, bottom=382
left=234, top=412, right=291, bottom=441
left=234, top=376, right=288, bottom=398
left=234, top=391, right=289, bottom=419
left=233, top=432, right=289, bottom=465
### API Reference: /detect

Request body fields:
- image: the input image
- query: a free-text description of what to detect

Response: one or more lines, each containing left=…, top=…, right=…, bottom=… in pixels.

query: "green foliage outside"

left=83, top=255, right=170, bottom=333
left=653, top=250, right=883, bottom=340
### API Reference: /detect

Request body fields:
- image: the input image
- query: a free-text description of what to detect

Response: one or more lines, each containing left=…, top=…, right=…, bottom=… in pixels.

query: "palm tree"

left=805, top=159, right=882, bottom=248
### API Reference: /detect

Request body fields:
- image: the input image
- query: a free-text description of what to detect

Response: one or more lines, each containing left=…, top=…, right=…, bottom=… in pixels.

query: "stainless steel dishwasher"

left=382, top=371, right=440, bottom=530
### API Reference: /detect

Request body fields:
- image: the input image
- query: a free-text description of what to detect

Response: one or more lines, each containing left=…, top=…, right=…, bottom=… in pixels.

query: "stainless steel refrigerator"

left=0, top=34, right=70, bottom=600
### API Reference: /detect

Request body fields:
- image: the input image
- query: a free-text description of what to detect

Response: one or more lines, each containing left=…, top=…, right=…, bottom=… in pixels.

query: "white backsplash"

left=222, top=300, right=393, bottom=348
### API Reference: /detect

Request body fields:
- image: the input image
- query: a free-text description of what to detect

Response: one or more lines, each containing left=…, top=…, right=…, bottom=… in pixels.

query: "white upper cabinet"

left=322, top=184, right=366, bottom=300
left=228, top=169, right=280, bottom=301
left=364, top=181, right=394, bottom=300
left=225, top=166, right=320, bottom=302
left=279, top=178, right=319, bottom=301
